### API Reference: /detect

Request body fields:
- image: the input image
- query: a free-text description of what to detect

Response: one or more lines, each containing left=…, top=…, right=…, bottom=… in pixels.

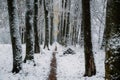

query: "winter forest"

left=0, top=0, right=120, bottom=80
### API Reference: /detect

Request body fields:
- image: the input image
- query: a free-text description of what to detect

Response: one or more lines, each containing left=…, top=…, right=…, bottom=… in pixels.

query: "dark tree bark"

left=82, top=0, right=96, bottom=76
left=24, top=0, right=35, bottom=63
left=50, top=21, right=53, bottom=45
left=50, top=0, right=53, bottom=45
left=34, top=0, right=40, bottom=53
left=105, top=0, right=120, bottom=79
left=43, top=0, right=50, bottom=50
left=7, top=0, right=22, bottom=73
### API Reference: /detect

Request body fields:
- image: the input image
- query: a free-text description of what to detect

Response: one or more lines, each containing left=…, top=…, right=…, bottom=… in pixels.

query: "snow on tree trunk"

left=7, top=0, right=22, bottom=73
left=105, top=0, right=120, bottom=79
left=24, top=0, right=35, bottom=63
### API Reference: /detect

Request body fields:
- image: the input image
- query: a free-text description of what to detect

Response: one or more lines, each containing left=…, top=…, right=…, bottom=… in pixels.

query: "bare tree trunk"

left=38, top=0, right=43, bottom=45
left=50, top=0, right=53, bottom=45
left=105, top=0, right=120, bottom=79
left=82, top=0, right=96, bottom=77
left=43, top=0, right=50, bottom=50
left=34, top=0, right=40, bottom=53
left=24, top=0, right=35, bottom=63
left=7, top=0, right=22, bottom=73
left=65, top=0, right=71, bottom=46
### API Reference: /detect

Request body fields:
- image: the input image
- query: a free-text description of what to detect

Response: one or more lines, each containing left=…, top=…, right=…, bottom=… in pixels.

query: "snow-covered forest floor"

left=0, top=43, right=105, bottom=80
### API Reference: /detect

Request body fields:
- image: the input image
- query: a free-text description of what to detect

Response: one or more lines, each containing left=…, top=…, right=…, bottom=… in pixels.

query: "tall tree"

left=34, top=0, right=40, bottom=53
left=24, top=0, right=35, bottom=63
left=50, top=0, right=53, bottom=45
left=65, top=0, right=71, bottom=46
left=105, top=0, right=120, bottom=79
left=82, top=0, right=96, bottom=76
left=43, top=0, right=50, bottom=50
left=38, top=0, right=43, bottom=45
left=7, top=0, right=22, bottom=73
left=62, top=0, right=67, bottom=45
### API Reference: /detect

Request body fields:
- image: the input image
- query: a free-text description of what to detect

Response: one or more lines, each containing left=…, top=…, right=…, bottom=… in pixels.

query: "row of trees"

left=7, top=0, right=120, bottom=79
left=7, top=0, right=38, bottom=73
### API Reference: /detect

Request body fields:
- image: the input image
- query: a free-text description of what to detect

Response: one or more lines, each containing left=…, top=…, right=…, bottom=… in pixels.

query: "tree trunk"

left=65, top=0, right=71, bottom=46
left=105, top=0, right=120, bottom=79
left=82, top=0, right=96, bottom=77
left=24, top=0, right=35, bottom=63
left=50, top=0, right=53, bottom=45
left=50, top=20, right=53, bottom=45
left=34, top=0, right=40, bottom=53
left=39, top=0, right=43, bottom=45
left=43, top=0, right=50, bottom=50
left=7, top=0, right=22, bottom=73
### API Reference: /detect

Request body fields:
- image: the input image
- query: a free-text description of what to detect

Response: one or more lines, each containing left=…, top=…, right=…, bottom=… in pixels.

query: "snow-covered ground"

left=56, top=44, right=105, bottom=80
left=0, top=43, right=105, bottom=80
left=0, top=44, right=52, bottom=80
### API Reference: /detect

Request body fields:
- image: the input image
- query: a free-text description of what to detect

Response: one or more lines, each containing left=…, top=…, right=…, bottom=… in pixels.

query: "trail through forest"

left=0, top=44, right=105, bottom=80
left=48, top=51, right=57, bottom=80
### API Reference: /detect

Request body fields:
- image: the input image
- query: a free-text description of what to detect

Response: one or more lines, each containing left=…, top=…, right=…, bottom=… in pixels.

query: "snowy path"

left=48, top=52, right=57, bottom=80
left=0, top=44, right=105, bottom=80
